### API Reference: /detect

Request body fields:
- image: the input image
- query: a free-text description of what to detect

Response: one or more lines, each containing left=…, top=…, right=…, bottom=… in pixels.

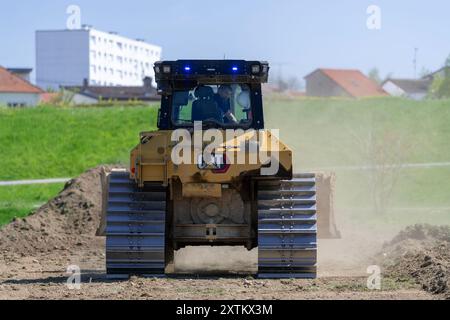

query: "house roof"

left=422, top=66, right=450, bottom=79
left=305, top=68, right=387, bottom=97
left=0, top=66, right=43, bottom=94
left=64, top=84, right=159, bottom=101
left=382, top=78, right=432, bottom=94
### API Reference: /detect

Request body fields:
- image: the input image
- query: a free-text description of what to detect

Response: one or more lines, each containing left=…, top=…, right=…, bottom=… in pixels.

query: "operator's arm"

left=224, top=111, right=238, bottom=123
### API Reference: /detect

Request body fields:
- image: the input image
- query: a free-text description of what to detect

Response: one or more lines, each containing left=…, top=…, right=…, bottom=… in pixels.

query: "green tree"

left=437, top=73, right=450, bottom=98
left=428, top=75, right=445, bottom=98
left=428, top=54, right=450, bottom=99
left=446, top=54, right=450, bottom=68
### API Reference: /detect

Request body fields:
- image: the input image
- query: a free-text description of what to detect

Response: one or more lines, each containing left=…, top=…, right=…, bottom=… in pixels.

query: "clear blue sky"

left=1, top=0, right=449, bottom=83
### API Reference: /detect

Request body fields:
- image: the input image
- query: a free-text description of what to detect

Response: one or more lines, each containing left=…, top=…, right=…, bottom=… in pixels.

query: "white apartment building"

left=36, top=27, right=162, bottom=89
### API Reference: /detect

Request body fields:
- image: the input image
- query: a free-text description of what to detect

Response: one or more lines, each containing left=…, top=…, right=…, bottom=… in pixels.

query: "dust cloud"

left=264, top=98, right=450, bottom=277
left=174, top=246, right=257, bottom=274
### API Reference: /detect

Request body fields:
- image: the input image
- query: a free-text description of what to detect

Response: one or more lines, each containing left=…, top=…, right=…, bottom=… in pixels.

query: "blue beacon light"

left=184, top=66, right=191, bottom=71
left=232, top=66, right=238, bottom=72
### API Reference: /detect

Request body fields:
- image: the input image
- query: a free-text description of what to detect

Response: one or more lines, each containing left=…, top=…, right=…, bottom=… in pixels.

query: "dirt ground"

left=0, top=242, right=433, bottom=300
left=0, top=167, right=447, bottom=300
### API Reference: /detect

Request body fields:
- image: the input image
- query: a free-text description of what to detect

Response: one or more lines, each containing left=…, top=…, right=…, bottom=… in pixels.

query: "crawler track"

left=257, top=174, right=317, bottom=278
left=105, top=171, right=167, bottom=278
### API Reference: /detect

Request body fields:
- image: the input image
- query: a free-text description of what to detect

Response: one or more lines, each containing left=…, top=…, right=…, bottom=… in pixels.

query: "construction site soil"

left=0, top=167, right=448, bottom=300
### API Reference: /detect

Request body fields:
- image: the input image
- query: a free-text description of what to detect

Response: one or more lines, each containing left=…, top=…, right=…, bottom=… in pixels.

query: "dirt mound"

left=0, top=166, right=115, bottom=257
left=388, top=224, right=450, bottom=245
left=380, top=224, right=450, bottom=299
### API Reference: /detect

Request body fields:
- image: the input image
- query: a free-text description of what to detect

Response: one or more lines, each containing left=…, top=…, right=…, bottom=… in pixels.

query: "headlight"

left=251, top=65, right=261, bottom=74
left=163, top=65, right=171, bottom=73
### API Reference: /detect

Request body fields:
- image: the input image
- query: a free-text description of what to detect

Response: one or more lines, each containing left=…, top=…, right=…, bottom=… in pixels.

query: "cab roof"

left=154, top=60, right=270, bottom=88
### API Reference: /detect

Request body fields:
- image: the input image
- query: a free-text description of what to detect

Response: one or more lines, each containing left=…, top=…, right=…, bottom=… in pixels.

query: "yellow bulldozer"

left=97, top=60, right=339, bottom=279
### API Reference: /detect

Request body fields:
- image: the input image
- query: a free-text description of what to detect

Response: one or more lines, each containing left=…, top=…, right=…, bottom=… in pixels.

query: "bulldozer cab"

left=154, top=60, right=269, bottom=130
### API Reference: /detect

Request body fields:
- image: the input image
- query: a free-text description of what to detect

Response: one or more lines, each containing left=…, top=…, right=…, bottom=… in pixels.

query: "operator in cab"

left=214, top=85, right=238, bottom=123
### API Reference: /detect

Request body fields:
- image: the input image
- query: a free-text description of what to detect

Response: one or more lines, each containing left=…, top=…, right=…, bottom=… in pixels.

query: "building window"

left=7, top=102, right=26, bottom=108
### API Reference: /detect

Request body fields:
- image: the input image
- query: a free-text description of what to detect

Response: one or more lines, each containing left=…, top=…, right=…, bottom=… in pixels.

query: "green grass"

left=1, top=98, right=450, bottom=227
left=0, top=183, right=64, bottom=225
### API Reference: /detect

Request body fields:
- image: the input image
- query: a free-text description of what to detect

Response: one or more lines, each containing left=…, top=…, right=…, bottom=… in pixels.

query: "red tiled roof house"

left=304, top=68, right=387, bottom=98
left=0, top=66, right=43, bottom=107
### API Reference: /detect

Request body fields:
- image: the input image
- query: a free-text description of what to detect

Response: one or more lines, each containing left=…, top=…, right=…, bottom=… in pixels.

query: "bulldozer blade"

left=295, top=172, right=341, bottom=239
left=96, top=168, right=129, bottom=237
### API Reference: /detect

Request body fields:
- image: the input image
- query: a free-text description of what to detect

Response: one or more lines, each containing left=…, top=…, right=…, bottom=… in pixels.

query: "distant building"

left=39, top=92, right=59, bottom=104
left=382, top=79, right=432, bottom=100
left=0, top=66, right=43, bottom=107
left=304, top=68, right=387, bottom=98
left=62, top=77, right=159, bottom=105
left=36, top=26, right=162, bottom=90
left=7, top=68, right=33, bottom=82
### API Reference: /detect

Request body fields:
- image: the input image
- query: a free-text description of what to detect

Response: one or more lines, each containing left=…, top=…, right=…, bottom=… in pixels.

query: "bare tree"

left=276, top=76, right=289, bottom=92
left=350, top=126, right=411, bottom=215
left=368, top=68, right=382, bottom=84
left=419, top=67, right=432, bottom=78
left=287, top=76, right=303, bottom=91
left=273, top=75, right=302, bottom=92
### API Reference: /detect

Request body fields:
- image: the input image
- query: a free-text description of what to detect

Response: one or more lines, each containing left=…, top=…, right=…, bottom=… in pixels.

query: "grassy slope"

left=0, top=105, right=158, bottom=180
left=264, top=97, right=450, bottom=167
left=1, top=98, right=450, bottom=226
